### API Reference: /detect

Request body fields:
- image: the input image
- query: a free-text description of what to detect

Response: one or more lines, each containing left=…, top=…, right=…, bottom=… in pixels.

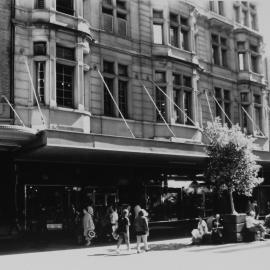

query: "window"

left=237, top=41, right=246, bottom=71
left=250, top=13, right=257, bottom=30
left=240, top=92, right=250, bottom=134
left=234, top=5, right=240, bottom=22
left=56, top=0, right=74, bottom=16
left=172, top=73, right=193, bottom=125
left=169, top=13, right=179, bottom=47
left=102, top=6, right=113, bottom=32
left=214, top=87, right=231, bottom=125
left=103, top=60, right=129, bottom=118
left=209, top=1, right=215, bottom=12
left=211, top=34, right=228, bottom=67
left=36, top=62, right=45, bottom=104
left=56, top=64, right=73, bottom=108
left=153, top=24, right=163, bottom=44
left=34, top=42, right=47, bottom=56
left=218, top=1, right=224, bottom=16
left=153, top=9, right=164, bottom=45
left=242, top=9, right=248, bottom=26
left=35, top=0, right=45, bottom=9
left=56, top=46, right=75, bottom=60
left=116, top=1, right=127, bottom=36
left=253, top=94, right=262, bottom=135
left=155, top=71, right=166, bottom=122
left=102, top=0, right=128, bottom=36
left=250, top=45, right=258, bottom=73
left=168, top=12, right=190, bottom=51
left=118, top=64, right=128, bottom=118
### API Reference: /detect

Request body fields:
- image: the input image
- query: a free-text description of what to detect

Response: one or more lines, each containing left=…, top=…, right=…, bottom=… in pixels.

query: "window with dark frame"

left=56, top=63, right=73, bottom=108
left=253, top=94, right=262, bottom=135
left=118, top=63, right=128, bottom=118
left=234, top=5, right=240, bottom=22
left=56, top=45, right=75, bottom=60
left=172, top=73, right=193, bottom=125
left=56, top=0, right=74, bottom=16
left=214, top=87, right=231, bottom=126
left=36, top=61, right=45, bottom=104
left=211, top=34, right=228, bottom=67
left=103, top=60, right=129, bottom=118
left=218, top=1, right=224, bottom=16
left=34, top=42, right=47, bottom=56
left=35, top=0, right=45, bottom=9
left=155, top=71, right=166, bottom=122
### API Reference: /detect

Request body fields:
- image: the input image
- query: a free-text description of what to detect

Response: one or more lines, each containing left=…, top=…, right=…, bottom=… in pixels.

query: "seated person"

left=191, top=216, right=211, bottom=244
left=211, top=214, right=223, bottom=244
left=246, top=210, right=266, bottom=241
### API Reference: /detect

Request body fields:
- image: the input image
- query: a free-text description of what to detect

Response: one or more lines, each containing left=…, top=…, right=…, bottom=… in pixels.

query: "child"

left=116, top=209, right=130, bottom=253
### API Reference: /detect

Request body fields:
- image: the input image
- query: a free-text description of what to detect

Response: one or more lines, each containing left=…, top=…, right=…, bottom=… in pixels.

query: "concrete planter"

left=223, top=213, right=246, bottom=242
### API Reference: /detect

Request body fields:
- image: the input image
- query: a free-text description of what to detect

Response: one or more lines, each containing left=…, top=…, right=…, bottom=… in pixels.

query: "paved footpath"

left=0, top=237, right=269, bottom=270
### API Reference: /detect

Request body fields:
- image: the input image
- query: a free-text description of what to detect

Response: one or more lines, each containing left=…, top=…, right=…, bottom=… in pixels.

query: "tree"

left=204, top=118, right=263, bottom=214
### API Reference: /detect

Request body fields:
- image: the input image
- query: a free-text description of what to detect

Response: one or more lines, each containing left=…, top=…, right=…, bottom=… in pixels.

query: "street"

left=0, top=237, right=269, bottom=270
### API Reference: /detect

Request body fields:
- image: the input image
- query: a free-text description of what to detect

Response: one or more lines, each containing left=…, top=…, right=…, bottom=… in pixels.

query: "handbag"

left=87, top=229, right=96, bottom=239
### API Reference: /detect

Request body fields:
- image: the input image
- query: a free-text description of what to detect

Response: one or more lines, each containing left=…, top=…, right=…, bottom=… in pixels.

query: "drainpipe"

left=10, top=0, right=15, bottom=124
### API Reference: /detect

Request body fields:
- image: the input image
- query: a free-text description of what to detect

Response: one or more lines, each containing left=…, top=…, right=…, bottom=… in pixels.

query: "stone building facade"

left=1, top=0, right=270, bottom=236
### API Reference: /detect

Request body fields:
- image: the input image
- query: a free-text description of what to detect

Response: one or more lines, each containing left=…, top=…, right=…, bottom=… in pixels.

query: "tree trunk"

left=229, top=189, right=238, bottom=215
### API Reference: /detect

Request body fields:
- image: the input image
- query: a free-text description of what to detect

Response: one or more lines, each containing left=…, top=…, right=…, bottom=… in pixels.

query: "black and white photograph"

left=1, top=0, right=270, bottom=269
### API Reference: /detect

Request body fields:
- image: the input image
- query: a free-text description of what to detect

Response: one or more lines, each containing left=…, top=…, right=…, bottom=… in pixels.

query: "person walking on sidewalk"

left=134, top=209, right=149, bottom=253
left=116, top=209, right=130, bottom=253
left=83, top=206, right=95, bottom=246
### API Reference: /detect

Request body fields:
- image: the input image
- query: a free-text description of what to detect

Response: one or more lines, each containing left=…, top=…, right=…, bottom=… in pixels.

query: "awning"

left=0, top=125, right=40, bottom=152
left=14, top=129, right=208, bottom=169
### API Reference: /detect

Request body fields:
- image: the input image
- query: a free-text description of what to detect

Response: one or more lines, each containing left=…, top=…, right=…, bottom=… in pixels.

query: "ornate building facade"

left=0, top=0, right=270, bottom=237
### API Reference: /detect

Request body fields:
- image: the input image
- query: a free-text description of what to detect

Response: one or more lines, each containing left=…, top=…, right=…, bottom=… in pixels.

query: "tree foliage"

left=205, top=118, right=263, bottom=197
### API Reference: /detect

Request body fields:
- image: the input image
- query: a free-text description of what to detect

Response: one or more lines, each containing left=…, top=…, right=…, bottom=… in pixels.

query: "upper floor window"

left=34, top=42, right=47, bottom=56
left=168, top=12, right=190, bottom=51
left=56, top=45, right=75, bottom=61
left=214, top=87, right=231, bottom=125
left=218, top=1, right=224, bottom=16
left=102, top=0, right=128, bottom=36
left=35, top=0, right=45, bottom=9
left=36, top=62, right=45, bottom=104
left=56, top=0, right=74, bottom=16
left=155, top=71, right=166, bottom=122
left=237, top=41, right=246, bottom=71
left=209, top=1, right=215, bottom=12
left=253, top=94, right=262, bottom=135
left=153, top=10, right=164, bottom=44
left=103, top=60, right=129, bottom=118
left=234, top=5, right=240, bottom=23
left=250, top=44, right=259, bottom=73
left=172, top=73, right=193, bottom=125
left=211, top=34, right=228, bottom=67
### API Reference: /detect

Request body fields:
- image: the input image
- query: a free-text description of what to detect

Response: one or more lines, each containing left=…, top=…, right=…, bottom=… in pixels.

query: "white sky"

left=257, top=1, right=270, bottom=56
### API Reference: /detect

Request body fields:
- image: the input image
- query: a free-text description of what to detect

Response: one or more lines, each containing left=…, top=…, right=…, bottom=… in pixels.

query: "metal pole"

left=204, top=90, right=214, bottom=123
left=23, top=56, right=46, bottom=128
left=1, top=95, right=25, bottom=127
left=24, top=185, right=27, bottom=231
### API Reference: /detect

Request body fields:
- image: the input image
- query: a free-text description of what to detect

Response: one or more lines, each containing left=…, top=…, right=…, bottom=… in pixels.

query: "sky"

left=257, top=1, right=270, bottom=56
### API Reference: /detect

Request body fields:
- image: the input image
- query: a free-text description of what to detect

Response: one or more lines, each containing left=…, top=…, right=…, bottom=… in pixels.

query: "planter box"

left=223, top=213, right=246, bottom=224
left=223, top=213, right=246, bottom=243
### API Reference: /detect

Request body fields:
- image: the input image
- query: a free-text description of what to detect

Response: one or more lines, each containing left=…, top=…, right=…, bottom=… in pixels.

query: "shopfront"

left=2, top=127, right=270, bottom=237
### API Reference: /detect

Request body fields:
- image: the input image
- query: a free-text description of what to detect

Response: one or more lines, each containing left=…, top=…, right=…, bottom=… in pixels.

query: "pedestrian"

left=82, top=205, right=95, bottom=246
left=191, top=216, right=210, bottom=244
left=116, top=209, right=130, bottom=253
left=134, top=209, right=149, bottom=253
